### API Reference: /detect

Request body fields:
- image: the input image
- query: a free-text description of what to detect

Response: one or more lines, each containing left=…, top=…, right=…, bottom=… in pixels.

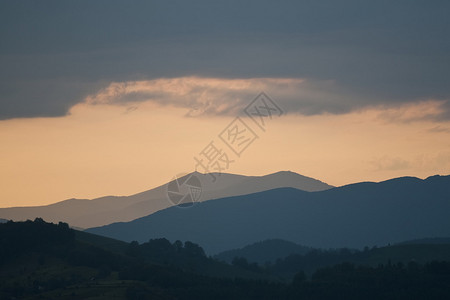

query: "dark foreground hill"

left=87, top=175, right=450, bottom=254
left=2, top=220, right=450, bottom=299
left=215, top=239, right=313, bottom=264
left=215, top=238, right=450, bottom=280
left=399, top=237, right=450, bottom=245
left=265, top=243, right=450, bottom=280
left=0, top=219, right=280, bottom=299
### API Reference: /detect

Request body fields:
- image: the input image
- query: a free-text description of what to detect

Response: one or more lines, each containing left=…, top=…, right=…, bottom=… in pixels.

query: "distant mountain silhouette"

left=86, top=175, right=450, bottom=254
left=0, top=218, right=7, bottom=223
left=215, top=239, right=312, bottom=264
left=0, top=171, right=332, bottom=228
left=398, top=237, right=450, bottom=245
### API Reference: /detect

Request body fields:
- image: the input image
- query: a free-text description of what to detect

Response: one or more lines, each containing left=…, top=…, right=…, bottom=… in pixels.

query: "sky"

left=1, top=0, right=449, bottom=207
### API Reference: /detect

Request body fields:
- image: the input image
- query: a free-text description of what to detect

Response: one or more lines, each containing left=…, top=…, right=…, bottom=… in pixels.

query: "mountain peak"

left=0, top=170, right=332, bottom=228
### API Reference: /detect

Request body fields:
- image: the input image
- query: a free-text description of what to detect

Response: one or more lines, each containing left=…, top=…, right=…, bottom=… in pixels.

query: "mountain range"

left=86, top=175, right=450, bottom=254
left=0, top=171, right=332, bottom=228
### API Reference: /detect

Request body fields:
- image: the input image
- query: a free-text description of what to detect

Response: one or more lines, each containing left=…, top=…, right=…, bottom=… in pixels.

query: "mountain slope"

left=215, top=239, right=312, bottom=264
left=0, top=171, right=332, bottom=228
left=86, top=175, right=450, bottom=254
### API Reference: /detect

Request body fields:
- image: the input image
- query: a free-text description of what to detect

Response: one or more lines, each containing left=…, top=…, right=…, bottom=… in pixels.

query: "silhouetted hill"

left=87, top=175, right=450, bottom=254
left=290, top=260, right=450, bottom=300
left=74, top=229, right=130, bottom=254
left=215, top=239, right=312, bottom=264
left=0, top=218, right=7, bottom=223
left=0, top=219, right=280, bottom=299
left=3, top=219, right=450, bottom=299
left=0, top=171, right=332, bottom=228
left=398, top=237, right=450, bottom=245
left=267, top=243, right=450, bottom=280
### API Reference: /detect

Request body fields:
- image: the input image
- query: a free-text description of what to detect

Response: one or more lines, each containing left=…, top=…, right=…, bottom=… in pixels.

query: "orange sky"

left=1, top=77, right=449, bottom=208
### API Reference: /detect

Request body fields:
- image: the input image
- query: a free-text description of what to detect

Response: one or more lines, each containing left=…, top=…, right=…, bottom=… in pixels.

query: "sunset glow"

left=1, top=77, right=449, bottom=207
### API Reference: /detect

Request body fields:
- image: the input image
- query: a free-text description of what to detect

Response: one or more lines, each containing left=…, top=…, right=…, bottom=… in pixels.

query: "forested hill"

left=2, top=219, right=450, bottom=299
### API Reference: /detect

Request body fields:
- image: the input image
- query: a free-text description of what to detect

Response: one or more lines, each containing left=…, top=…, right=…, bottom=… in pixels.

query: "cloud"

left=414, top=152, right=450, bottom=172
left=370, top=156, right=410, bottom=172
left=370, top=152, right=450, bottom=173
left=1, top=0, right=450, bottom=120
left=375, top=100, right=448, bottom=123
left=428, top=126, right=450, bottom=134
left=82, top=77, right=365, bottom=117
left=82, top=77, right=450, bottom=123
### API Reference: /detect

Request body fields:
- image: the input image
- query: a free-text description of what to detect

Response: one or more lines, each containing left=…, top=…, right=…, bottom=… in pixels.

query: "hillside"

left=215, top=239, right=312, bottom=264
left=266, top=243, right=450, bottom=280
left=3, top=219, right=450, bottom=299
left=0, top=219, right=282, bottom=299
left=398, top=237, right=450, bottom=245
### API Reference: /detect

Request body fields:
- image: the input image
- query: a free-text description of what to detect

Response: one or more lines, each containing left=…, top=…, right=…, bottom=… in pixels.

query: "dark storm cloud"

left=0, top=0, right=449, bottom=119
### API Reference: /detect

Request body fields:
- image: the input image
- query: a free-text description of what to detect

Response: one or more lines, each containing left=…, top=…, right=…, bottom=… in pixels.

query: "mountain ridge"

left=86, top=174, right=450, bottom=254
left=0, top=171, right=332, bottom=228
